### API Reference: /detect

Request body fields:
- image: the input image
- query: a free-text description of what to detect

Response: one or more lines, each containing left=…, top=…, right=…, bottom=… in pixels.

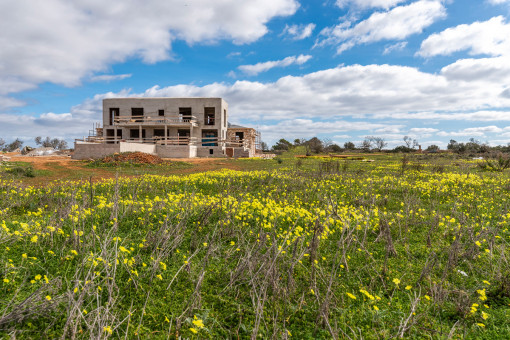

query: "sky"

left=1, top=0, right=510, bottom=149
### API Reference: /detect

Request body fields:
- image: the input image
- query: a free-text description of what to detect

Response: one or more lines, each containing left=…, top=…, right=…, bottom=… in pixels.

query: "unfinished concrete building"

left=73, top=98, right=261, bottom=159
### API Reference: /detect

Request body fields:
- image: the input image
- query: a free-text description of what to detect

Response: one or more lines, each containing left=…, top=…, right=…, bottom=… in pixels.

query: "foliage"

left=478, top=153, right=510, bottom=172
left=343, top=141, right=355, bottom=150
left=391, top=145, right=415, bottom=153
left=426, top=144, right=440, bottom=152
left=305, top=137, right=324, bottom=154
left=448, top=138, right=489, bottom=154
left=1, top=157, right=510, bottom=338
left=2, top=138, right=24, bottom=152
left=34, top=136, right=68, bottom=150
left=271, top=138, right=293, bottom=152
left=4, top=165, right=35, bottom=177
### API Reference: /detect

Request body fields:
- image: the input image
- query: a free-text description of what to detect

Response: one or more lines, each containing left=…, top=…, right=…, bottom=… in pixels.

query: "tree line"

left=267, top=135, right=509, bottom=155
left=0, top=136, right=68, bottom=153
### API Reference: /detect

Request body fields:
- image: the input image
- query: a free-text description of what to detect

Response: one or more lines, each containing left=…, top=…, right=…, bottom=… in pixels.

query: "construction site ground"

left=3, top=154, right=246, bottom=186
left=1, top=148, right=387, bottom=187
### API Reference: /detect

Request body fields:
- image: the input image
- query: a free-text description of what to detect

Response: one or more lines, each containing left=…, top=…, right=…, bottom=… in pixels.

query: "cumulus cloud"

left=437, top=126, right=505, bottom=137
left=238, top=55, right=312, bottom=76
left=383, top=41, right=408, bottom=54
left=409, top=127, right=439, bottom=133
left=89, top=74, right=132, bottom=82
left=4, top=58, right=510, bottom=143
left=0, top=0, right=298, bottom=107
left=418, top=16, right=510, bottom=57
left=487, top=0, right=510, bottom=4
left=282, top=23, right=316, bottom=40
left=318, top=0, right=446, bottom=54
left=256, top=119, right=397, bottom=141
left=100, top=62, right=510, bottom=119
left=336, top=0, right=407, bottom=9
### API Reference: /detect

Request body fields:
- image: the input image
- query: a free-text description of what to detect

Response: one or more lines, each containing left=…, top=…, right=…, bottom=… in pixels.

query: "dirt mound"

left=98, top=152, right=163, bottom=165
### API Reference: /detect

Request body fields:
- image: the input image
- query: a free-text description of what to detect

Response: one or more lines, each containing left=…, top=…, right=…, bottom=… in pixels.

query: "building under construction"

left=73, top=98, right=261, bottom=159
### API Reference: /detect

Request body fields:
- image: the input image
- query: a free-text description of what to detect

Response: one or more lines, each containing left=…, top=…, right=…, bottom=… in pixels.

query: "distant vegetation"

left=270, top=135, right=510, bottom=157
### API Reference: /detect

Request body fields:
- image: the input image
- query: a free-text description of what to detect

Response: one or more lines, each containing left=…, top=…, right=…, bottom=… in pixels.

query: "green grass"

left=1, top=153, right=509, bottom=338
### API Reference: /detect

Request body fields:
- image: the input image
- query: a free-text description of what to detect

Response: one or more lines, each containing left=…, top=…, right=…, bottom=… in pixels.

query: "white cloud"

left=0, top=0, right=298, bottom=107
left=120, top=62, right=510, bottom=119
left=89, top=74, right=132, bottom=82
left=373, top=110, right=510, bottom=121
left=440, top=57, right=510, bottom=83
left=487, top=0, right=510, bottom=4
left=383, top=41, right=408, bottom=54
left=418, top=16, right=510, bottom=57
left=238, top=55, right=313, bottom=76
left=256, top=119, right=396, bottom=141
left=282, top=23, right=316, bottom=40
left=437, top=126, right=504, bottom=137
left=4, top=58, right=510, bottom=143
left=318, top=0, right=446, bottom=54
left=336, top=0, right=407, bottom=9
left=409, top=128, right=439, bottom=133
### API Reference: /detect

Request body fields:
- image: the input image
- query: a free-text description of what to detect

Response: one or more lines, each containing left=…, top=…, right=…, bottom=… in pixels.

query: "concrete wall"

left=102, top=98, right=228, bottom=142
left=72, top=143, right=120, bottom=160
left=196, top=146, right=225, bottom=158
left=156, top=145, right=197, bottom=158
left=119, top=142, right=156, bottom=154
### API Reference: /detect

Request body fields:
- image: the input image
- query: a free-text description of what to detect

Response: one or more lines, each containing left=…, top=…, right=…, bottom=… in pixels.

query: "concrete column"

left=164, top=125, right=167, bottom=145
left=114, top=128, right=117, bottom=144
left=139, top=125, right=142, bottom=142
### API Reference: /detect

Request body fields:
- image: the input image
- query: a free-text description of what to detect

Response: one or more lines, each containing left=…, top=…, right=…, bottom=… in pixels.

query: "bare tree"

left=359, top=138, right=372, bottom=152
left=368, top=136, right=387, bottom=152
left=403, top=136, right=412, bottom=148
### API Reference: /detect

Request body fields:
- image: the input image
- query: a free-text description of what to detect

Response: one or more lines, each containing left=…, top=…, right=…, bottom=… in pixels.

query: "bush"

left=478, top=154, right=510, bottom=172
left=6, top=165, right=35, bottom=177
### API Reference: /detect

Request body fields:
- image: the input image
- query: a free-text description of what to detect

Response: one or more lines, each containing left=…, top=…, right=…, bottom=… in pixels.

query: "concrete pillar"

left=164, top=125, right=167, bottom=146
left=139, top=125, right=142, bottom=142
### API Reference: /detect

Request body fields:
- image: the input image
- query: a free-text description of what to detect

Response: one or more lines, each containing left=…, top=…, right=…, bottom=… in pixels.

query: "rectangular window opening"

left=202, top=129, right=218, bottom=146
left=179, top=107, right=192, bottom=122
left=204, top=107, right=215, bottom=125
left=131, top=108, right=144, bottom=122
left=109, top=108, right=119, bottom=125
left=158, top=109, right=164, bottom=116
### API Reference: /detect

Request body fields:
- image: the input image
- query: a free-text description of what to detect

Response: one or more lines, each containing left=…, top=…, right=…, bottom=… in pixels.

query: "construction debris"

left=21, top=146, right=34, bottom=155
left=96, top=152, right=163, bottom=165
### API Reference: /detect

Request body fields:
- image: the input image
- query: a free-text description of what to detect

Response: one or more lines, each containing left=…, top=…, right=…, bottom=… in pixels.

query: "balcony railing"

left=75, top=136, right=253, bottom=149
left=113, top=115, right=197, bottom=125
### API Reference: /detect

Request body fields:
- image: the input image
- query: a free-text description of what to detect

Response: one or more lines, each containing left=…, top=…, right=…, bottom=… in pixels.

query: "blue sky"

left=1, top=0, right=510, bottom=148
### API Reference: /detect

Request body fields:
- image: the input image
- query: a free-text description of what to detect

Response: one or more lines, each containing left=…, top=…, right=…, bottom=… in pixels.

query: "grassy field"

left=1, top=152, right=510, bottom=338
